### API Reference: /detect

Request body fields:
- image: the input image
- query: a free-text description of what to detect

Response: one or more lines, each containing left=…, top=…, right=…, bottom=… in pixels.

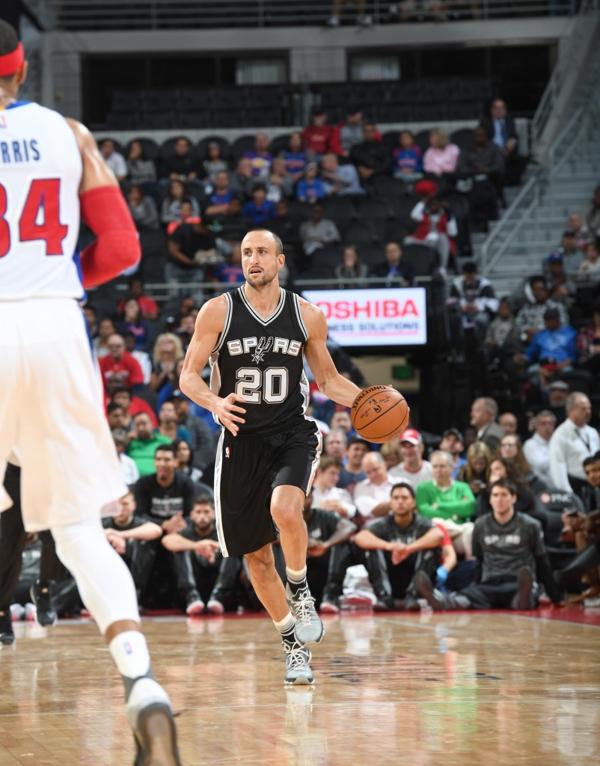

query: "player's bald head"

left=242, top=229, right=283, bottom=256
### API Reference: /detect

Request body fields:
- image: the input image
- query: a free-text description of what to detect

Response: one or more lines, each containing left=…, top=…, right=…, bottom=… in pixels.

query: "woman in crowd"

left=118, top=298, right=151, bottom=352
left=160, top=179, right=200, bottom=225
left=126, top=139, right=157, bottom=186
left=202, top=141, right=228, bottom=183
left=334, top=245, right=368, bottom=286
left=457, top=441, right=493, bottom=496
left=475, top=457, right=536, bottom=518
left=150, top=333, right=185, bottom=393
left=281, top=131, right=307, bottom=181
left=497, top=434, right=546, bottom=491
left=380, top=441, right=402, bottom=472
left=423, top=129, right=460, bottom=177
left=174, top=439, right=204, bottom=484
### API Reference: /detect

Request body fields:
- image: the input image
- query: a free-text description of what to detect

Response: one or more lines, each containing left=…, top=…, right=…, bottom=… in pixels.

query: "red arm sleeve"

left=79, top=186, right=141, bottom=288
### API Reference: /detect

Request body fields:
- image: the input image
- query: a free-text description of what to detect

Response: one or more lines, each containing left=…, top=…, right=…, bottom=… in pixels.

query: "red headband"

left=0, top=43, right=24, bottom=77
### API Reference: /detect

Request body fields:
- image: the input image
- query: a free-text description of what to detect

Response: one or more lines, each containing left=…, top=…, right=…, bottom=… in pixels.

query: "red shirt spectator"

left=99, top=333, right=144, bottom=393
left=110, top=388, right=158, bottom=428
left=302, top=109, right=335, bottom=156
left=118, top=277, right=158, bottom=320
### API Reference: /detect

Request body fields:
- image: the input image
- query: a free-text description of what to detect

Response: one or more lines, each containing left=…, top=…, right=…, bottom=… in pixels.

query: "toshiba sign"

left=303, top=288, right=427, bottom=347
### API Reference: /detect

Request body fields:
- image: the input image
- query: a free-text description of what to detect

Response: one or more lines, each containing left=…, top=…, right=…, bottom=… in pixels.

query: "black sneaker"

left=0, top=610, right=14, bottom=645
left=30, top=581, right=57, bottom=627
left=373, top=595, right=395, bottom=612
left=513, top=567, right=534, bottom=610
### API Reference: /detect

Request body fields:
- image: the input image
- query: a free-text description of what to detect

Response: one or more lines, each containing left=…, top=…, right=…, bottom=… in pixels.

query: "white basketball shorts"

left=0, top=298, right=127, bottom=532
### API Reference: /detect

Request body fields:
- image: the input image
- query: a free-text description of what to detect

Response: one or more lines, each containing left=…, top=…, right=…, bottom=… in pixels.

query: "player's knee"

left=245, top=548, right=274, bottom=579
left=270, top=504, right=301, bottom=531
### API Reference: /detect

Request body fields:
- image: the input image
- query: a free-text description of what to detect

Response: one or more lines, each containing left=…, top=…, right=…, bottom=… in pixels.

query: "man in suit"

left=480, top=99, right=525, bottom=186
left=470, top=397, right=505, bottom=452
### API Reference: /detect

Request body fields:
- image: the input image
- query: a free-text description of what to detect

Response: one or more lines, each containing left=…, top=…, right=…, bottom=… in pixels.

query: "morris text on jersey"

left=0, top=139, right=41, bottom=164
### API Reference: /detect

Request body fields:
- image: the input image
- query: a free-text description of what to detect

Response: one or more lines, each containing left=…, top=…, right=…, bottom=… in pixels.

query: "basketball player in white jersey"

left=0, top=22, right=181, bottom=765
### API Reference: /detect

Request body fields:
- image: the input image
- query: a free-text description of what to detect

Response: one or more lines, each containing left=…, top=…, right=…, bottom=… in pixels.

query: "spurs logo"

left=251, top=336, right=274, bottom=364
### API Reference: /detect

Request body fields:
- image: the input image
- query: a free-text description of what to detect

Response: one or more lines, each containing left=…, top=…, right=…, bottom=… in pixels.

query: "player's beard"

left=245, top=269, right=277, bottom=289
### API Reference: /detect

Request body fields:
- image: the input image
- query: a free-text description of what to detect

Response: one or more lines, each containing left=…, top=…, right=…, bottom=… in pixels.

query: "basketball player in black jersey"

left=180, top=229, right=363, bottom=684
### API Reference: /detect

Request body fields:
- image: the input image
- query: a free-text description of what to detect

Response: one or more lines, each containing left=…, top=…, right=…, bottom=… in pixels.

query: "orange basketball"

left=351, top=385, right=410, bottom=443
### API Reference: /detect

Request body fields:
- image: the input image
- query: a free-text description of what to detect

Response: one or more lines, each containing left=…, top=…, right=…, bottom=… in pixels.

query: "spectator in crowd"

left=354, top=482, right=447, bottom=610
left=457, top=126, right=504, bottom=230
left=161, top=497, right=227, bottom=615
left=334, top=244, right=368, bottom=286
left=566, top=211, right=590, bottom=249
left=523, top=410, right=556, bottom=487
left=549, top=392, right=599, bottom=495
left=578, top=239, right=600, bottom=280
left=381, top=441, right=402, bottom=472
left=119, top=276, right=159, bottom=320
left=518, top=307, right=577, bottom=390
left=497, top=434, right=543, bottom=492
left=127, top=184, right=159, bottom=231
left=118, top=298, right=150, bottom=352
left=302, top=490, right=357, bottom=612
left=211, top=244, right=244, bottom=285
left=423, top=129, right=460, bottom=177
left=484, top=297, right=521, bottom=364
left=165, top=199, right=202, bottom=236
left=167, top=218, right=218, bottom=283
left=370, top=241, right=413, bottom=286
left=543, top=253, right=576, bottom=310
left=242, top=184, right=277, bottom=225
left=302, top=108, right=335, bottom=157
left=388, top=429, right=433, bottom=489
left=173, top=439, right=205, bottom=484
left=311, top=457, right=356, bottom=518
left=266, top=157, right=294, bottom=203
left=576, top=301, right=600, bottom=374
left=439, top=428, right=467, bottom=478
left=107, top=403, right=128, bottom=431
left=203, top=170, right=235, bottom=219
left=546, top=230, right=584, bottom=277
left=111, top=387, right=158, bottom=428
left=581, top=452, right=600, bottom=513
left=330, top=410, right=354, bottom=435
left=354, top=452, right=394, bottom=522
left=99, top=139, right=127, bottom=181
left=243, top=132, right=272, bottom=179
left=156, top=401, right=191, bottom=446
left=161, top=179, right=200, bottom=225
left=103, top=491, right=162, bottom=601
left=230, top=157, right=255, bottom=199
left=320, top=152, right=364, bottom=196
left=515, top=275, right=568, bottom=342
left=350, top=123, right=389, bottom=181
left=163, top=136, right=200, bottom=182
left=587, top=186, right=600, bottom=238
left=417, top=479, right=562, bottom=610
left=135, top=444, right=199, bottom=532
left=474, top=457, right=536, bottom=520
left=281, top=131, right=307, bottom=181
left=327, top=0, right=372, bottom=27
left=408, top=196, right=457, bottom=272
left=112, top=428, right=140, bottom=487
left=170, top=391, right=216, bottom=472
left=333, top=108, right=365, bottom=158
left=202, top=141, right=228, bottom=183
left=299, top=203, right=340, bottom=257
left=499, top=412, right=518, bottom=436
left=126, top=140, right=157, bottom=186
left=448, top=261, right=499, bottom=337
left=150, top=332, right=185, bottom=396
left=338, top=436, right=369, bottom=491
left=395, top=0, right=449, bottom=22
left=124, top=331, right=152, bottom=384
left=416, top=450, right=476, bottom=557
left=547, top=380, right=570, bottom=424
left=127, top=413, right=171, bottom=477
left=480, top=98, right=525, bottom=185
left=470, top=397, right=504, bottom=451
left=457, top=441, right=493, bottom=497
left=324, top=429, right=348, bottom=461
left=296, top=162, right=327, bottom=203
left=98, top=333, right=144, bottom=394
left=392, top=130, right=423, bottom=182
left=94, top=317, right=117, bottom=359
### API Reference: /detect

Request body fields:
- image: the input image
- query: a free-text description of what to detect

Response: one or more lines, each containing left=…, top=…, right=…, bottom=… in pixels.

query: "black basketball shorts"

left=214, top=419, right=321, bottom=557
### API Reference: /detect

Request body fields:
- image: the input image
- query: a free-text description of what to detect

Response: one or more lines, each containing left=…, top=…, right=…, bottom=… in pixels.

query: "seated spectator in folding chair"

left=370, top=241, right=413, bottom=286
left=299, top=203, right=340, bottom=257
left=392, top=130, right=423, bottom=183
left=162, top=136, right=201, bottom=184
left=242, top=184, right=277, bottom=226
left=334, top=245, right=368, bottom=288
left=302, top=108, right=336, bottom=158
left=353, top=482, right=448, bottom=611
left=320, top=153, right=364, bottom=196
left=416, top=479, right=563, bottom=610
left=281, top=131, right=307, bottom=182
left=103, top=491, right=162, bottom=603
left=457, top=127, right=504, bottom=231
left=423, top=130, right=460, bottom=181
left=202, top=141, right=228, bottom=183
left=409, top=195, right=458, bottom=273
left=484, top=298, right=521, bottom=367
left=480, top=99, right=526, bottom=186
left=162, top=496, right=238, bottom=615
left=296, top=163, right=327, bottom=203
left=243, top=132, right=272, bottom=179
left=447, top=261, right=499, bottom=341
left=515, top=307, right=578, bottom=392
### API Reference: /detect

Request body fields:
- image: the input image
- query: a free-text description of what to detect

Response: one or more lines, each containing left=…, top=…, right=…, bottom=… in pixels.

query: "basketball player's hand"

left=215, top=393, right=247, bottom=436
left=195, top=540, right=220, bottom=563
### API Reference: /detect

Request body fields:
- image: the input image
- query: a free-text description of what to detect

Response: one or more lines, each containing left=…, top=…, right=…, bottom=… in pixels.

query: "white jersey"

left=0, top=101, right=83, bottom=300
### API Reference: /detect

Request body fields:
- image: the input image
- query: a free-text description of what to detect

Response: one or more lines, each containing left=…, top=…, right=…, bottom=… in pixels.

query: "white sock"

left=109, top=630, right=151, bottom=679
left=286, top=566, right=307, bottom=583
left=273, top=611, right=296, bottom=636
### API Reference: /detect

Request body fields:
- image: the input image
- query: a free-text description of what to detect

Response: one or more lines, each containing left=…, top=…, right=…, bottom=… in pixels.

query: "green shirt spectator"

left=416, top=450, right=476, bottom=524
left=127, top=412, right=171, bottom=476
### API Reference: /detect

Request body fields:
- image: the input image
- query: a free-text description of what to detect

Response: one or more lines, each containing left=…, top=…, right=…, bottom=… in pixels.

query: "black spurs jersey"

left=210, top=287, right=310, bottom=434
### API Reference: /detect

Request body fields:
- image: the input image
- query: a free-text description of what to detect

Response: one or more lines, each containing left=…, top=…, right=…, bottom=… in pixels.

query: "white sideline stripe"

left=213, top=428, right=228, bottom=557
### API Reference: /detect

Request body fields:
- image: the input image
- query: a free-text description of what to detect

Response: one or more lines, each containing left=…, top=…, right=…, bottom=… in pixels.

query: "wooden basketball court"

left=1, top=609, right=599, bottom=765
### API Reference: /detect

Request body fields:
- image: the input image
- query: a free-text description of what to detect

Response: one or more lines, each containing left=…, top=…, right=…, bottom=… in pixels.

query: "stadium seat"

left=269, top=133, right=293, bottom=156
left=322, top=197, right=357, bottom=230
left=231, top=134, right=258, bottom=159
left=355, top=198, right=392, bottom=222
left=401, top=243, right=439, bottom=277
left=414, top=129, right=431, bottom=154
left=343, top=221, right=377, bottom=248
